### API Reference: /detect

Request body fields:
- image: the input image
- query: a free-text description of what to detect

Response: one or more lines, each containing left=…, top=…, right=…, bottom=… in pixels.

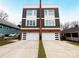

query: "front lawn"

left=38, top=40, right=46, bottom=58
left=0, top=39, right=15, bottom=46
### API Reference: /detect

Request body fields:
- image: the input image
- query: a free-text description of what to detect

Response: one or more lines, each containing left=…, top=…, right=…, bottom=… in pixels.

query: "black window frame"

left=65, top=33, right=71, bottom=37
left=72, top=33, right=78, bottom=37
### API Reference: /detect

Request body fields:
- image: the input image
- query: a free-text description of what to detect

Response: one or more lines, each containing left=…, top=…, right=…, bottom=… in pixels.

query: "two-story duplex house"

left=21, top=4, right=60, bottom=40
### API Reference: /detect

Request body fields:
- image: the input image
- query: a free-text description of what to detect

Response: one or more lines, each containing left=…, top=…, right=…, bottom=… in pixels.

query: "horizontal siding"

left=0, top=25, right=20, bottom=35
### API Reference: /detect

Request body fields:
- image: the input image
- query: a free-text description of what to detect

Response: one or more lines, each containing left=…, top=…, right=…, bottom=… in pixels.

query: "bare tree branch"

left=70, top=21, right=79, bottom=27
left=61, top=22, right=70, bottom=30
left=0, top=10, right=8, bottom=20
left=61, top=21, right=79, bottom=30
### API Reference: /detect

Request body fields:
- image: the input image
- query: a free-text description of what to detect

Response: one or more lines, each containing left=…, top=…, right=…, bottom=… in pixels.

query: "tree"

left=61, top=22, right=70, bottom=30
left=61, top=21, right=79, bottom=30
left=0, top=10, right=8, bottom=20
left=70, top=21, right=79, bottom=27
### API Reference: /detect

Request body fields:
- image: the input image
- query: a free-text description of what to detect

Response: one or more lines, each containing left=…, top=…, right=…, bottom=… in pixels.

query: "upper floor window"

left=34, top=10, right=37, bottom=16
left=49, top=10, right=54, bottom=15
left=44, top=20, right=55, bottom=26
left=44, top=9, right=54, bottom=16
left=27, top=10, right=32, bottom=16
left=26, top=20, right=36, bottom=26
left=0, top=25, right=2, bottom=28
left=27, top=10, right=37, bottom=16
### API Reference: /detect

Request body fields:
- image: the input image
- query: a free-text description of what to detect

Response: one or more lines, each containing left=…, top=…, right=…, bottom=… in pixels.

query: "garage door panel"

left=22, top=32, right=60, bottom=40
left=42, top=33, right=55, bottom=40
left=26, top=33, right=39, bottom=40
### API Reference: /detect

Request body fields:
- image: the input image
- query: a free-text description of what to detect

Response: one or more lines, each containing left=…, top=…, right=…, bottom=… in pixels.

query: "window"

left=33, top=20, right=35, bottom=25
left=72, top=33, right=78, bottom=37
left=27, top=10, right=37, bottom=16
left=55, top=39, right=59, bottom=40
left=55, top=33, right=59, bottom=39
left=30, top=20, right=32, bottom=26
left=55, top=33, right=58, bottom=34
left=26, top=20, right=36, bottom=26
left=44, top=10, right=47, bottom=15
left=27, top=10, right=32, bottom=16
left=55, top=37, right=58, bottom=38
left=27, top=20, right=29, bottom=26
left=45, top=20, right=55, bottom=26
left=34, top=10, right=37, bottom=16
left=49, top=10, right=54, bottom=15
left=65, top=33, right=71, bottom=37
left=44, top=9, right=54, bottom=16
left=0, top=25, right=2, bottom=28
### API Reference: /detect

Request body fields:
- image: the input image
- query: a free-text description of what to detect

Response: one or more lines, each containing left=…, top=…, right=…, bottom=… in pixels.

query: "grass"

left=38, top=40, right=46, bottom=58
left=67, top=41, right=79, bottom=46
left=0, top=39, right=15, bottom=46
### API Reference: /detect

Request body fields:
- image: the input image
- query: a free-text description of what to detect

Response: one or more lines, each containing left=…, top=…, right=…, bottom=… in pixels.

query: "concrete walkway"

left=0, top=40, right=38, bottom=58
left=43, top=40, right=79, bottom=58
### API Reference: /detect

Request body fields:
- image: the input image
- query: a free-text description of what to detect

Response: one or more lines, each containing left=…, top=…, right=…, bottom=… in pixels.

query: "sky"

left=0, top=0, right=79, bottom=25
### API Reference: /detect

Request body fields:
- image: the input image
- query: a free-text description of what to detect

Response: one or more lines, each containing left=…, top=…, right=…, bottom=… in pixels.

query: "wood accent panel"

left=37, top=9, right=44, bottom=18
left=54, top=8, right=59, bottom=18
left=22, top=19, right=26, bottom=27
left=22, top=8, right=26, bottom=18
left=21, top=29, right=60, bottom=32
left=55, top=19, right=60, bottom=28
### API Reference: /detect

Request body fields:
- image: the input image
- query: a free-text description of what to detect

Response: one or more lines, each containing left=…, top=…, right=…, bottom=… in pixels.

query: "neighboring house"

left=0, top=19, right=20, bottom=37
left=21, top=4, right=60, bottom=40
left=63, top=25, right=79, bottom=41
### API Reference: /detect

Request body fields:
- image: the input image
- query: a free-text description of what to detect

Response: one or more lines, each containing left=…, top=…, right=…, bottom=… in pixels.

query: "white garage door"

left=26, top=33, right=39, bottom=40
left=42, top=33, right=55, bottom=40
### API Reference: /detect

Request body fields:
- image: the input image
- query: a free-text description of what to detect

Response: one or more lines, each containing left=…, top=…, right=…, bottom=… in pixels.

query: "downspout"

left=39, top=0, right=42, bottom=40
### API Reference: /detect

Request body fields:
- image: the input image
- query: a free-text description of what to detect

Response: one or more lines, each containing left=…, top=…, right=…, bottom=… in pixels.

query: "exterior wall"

left=0, top=24, right=20, bottom=35
left=64, top=32, right=79, bottom=41
left=65, top=37, right=79, bottom=41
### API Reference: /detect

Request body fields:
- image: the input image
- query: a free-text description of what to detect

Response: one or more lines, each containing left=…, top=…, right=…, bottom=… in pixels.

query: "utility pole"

left=39, top=0, right=42, bottom=40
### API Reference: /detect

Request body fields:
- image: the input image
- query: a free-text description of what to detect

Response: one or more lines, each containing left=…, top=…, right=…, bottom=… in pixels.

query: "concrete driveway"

left=0, top=40, right=79, bottom=58
left=43, top=40, right=79, bottom=58
left=0, top=40, right=38, bottom=58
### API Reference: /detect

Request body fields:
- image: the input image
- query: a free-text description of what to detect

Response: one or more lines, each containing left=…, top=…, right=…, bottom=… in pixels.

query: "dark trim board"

left=21, top=29, right=60, bottom=32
